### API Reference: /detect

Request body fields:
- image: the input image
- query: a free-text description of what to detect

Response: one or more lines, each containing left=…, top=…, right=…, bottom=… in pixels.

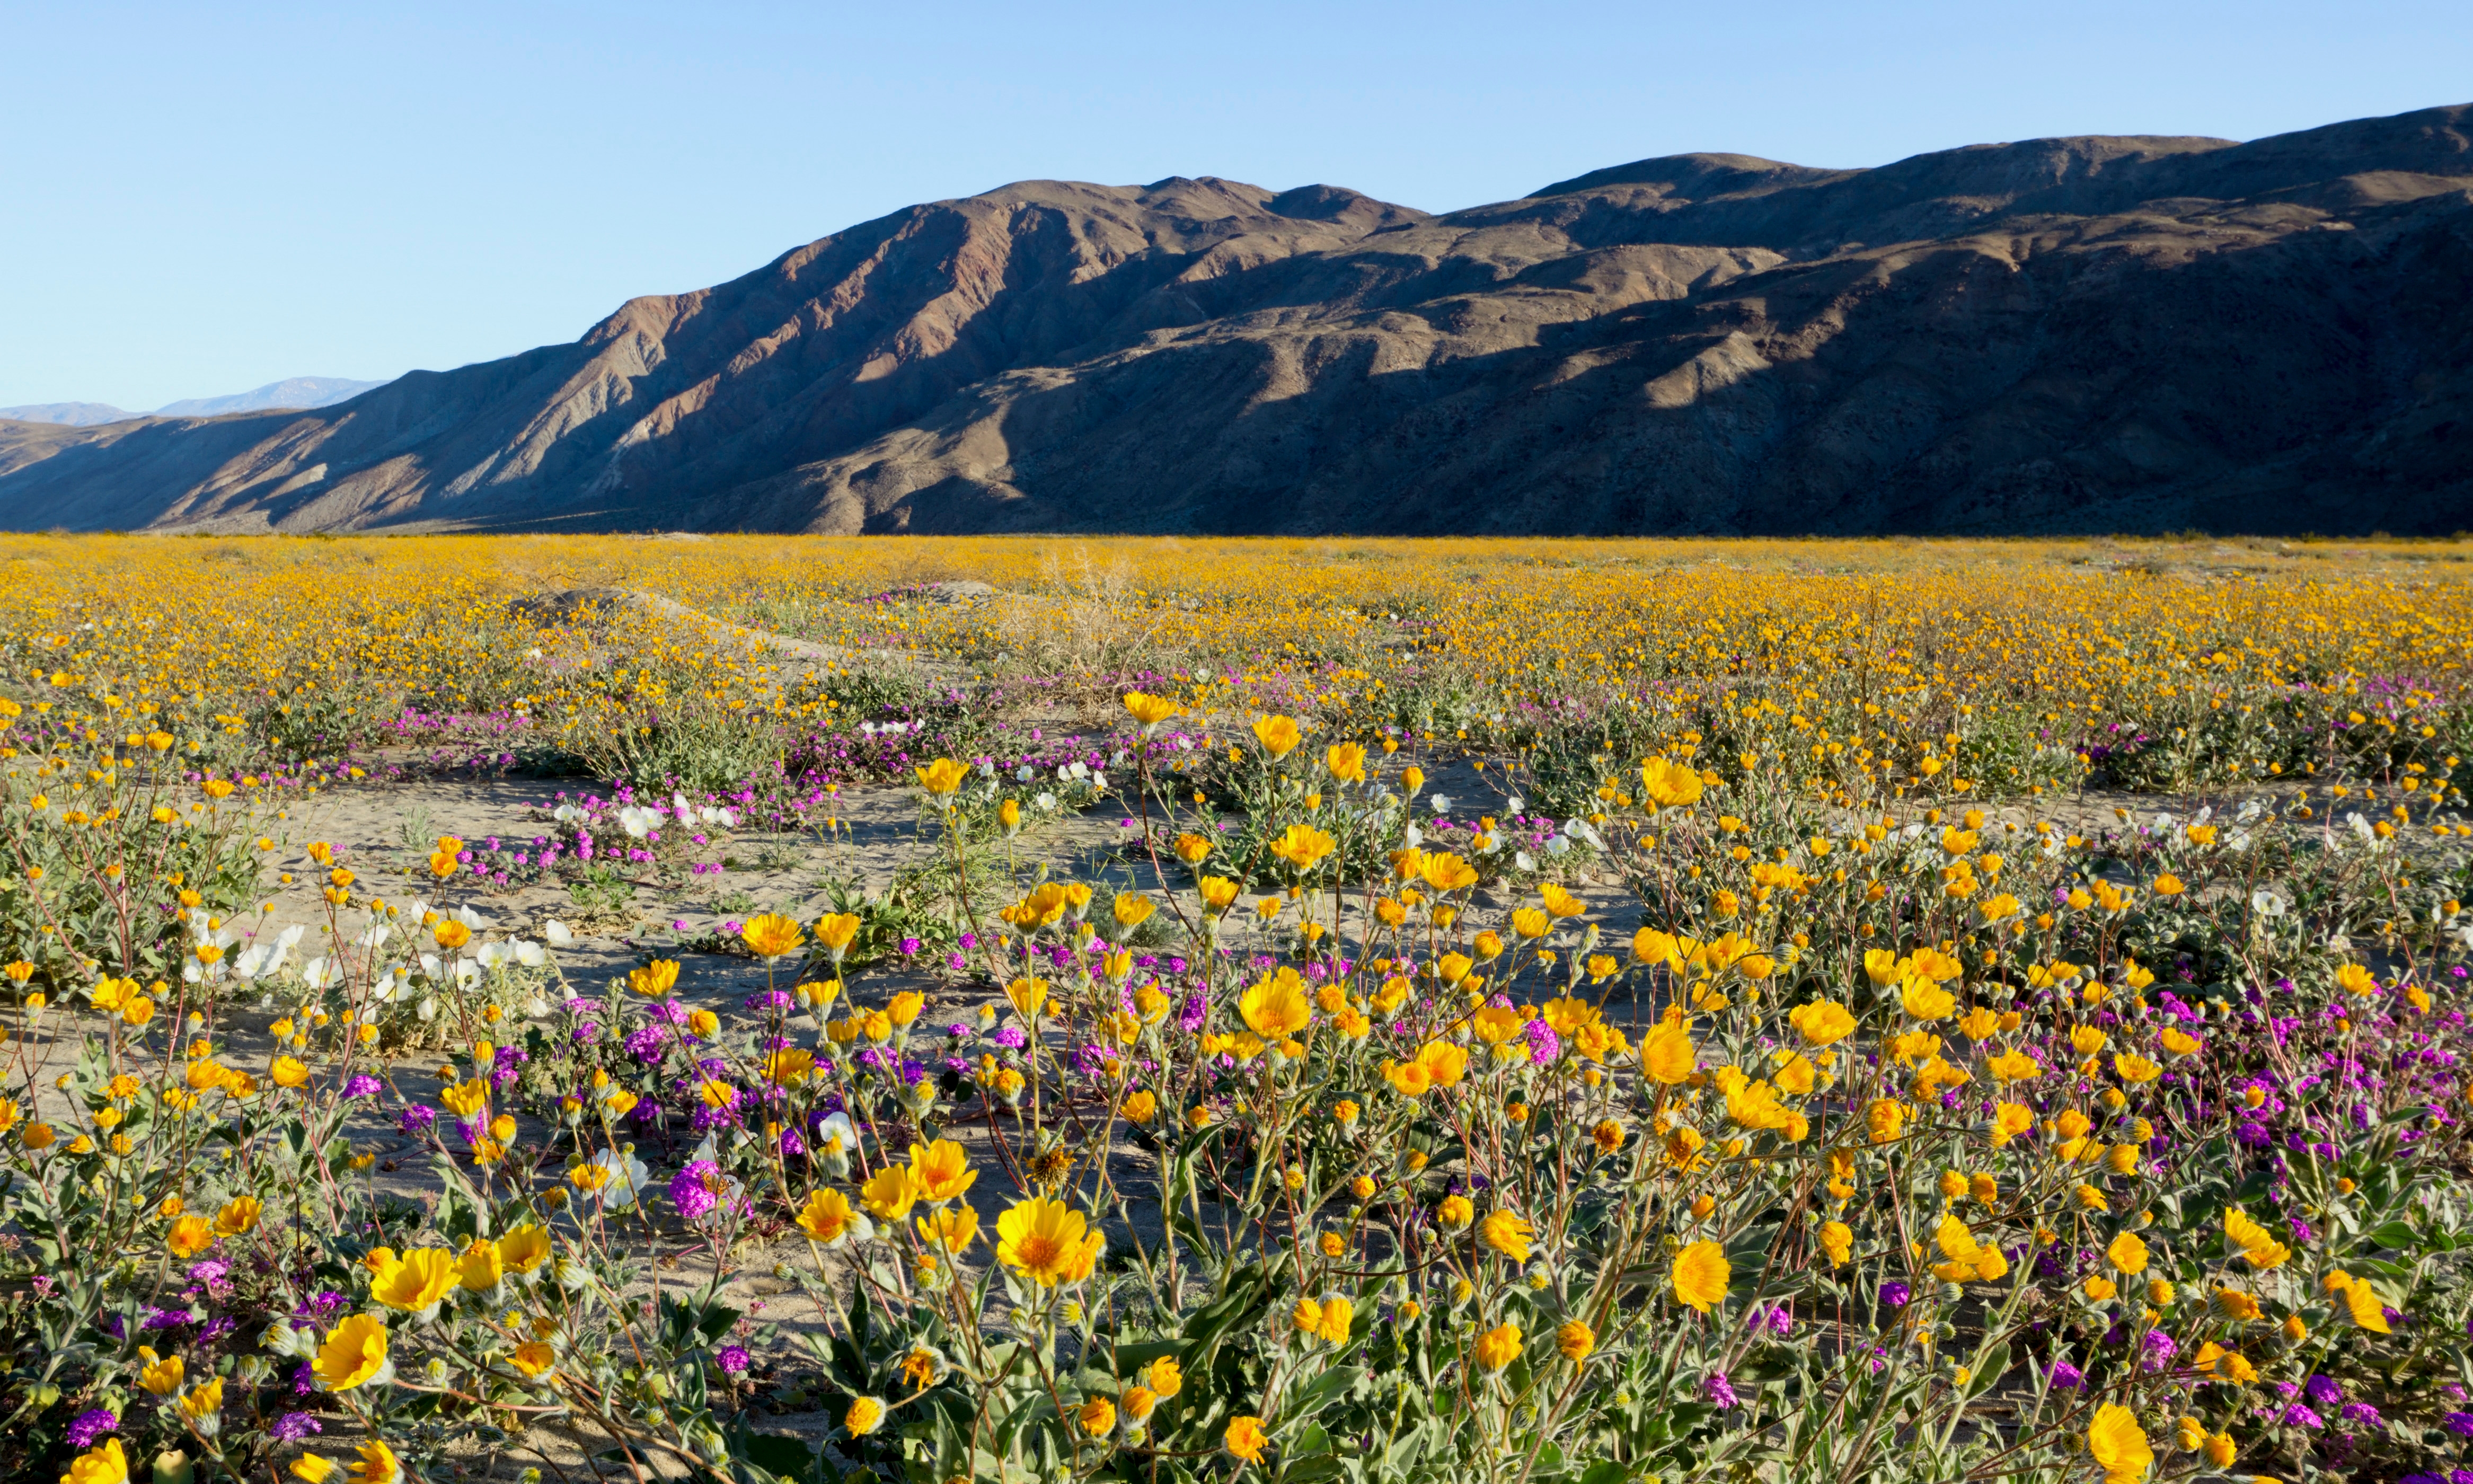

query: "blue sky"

left=3, top=0, right=2467, bottom=409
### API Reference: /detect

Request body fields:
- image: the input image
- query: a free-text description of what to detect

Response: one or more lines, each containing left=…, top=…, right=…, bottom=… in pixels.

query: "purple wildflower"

left=2140, top=1329, right=2178, bottom=1372
left=66, top=1410, right=117, bottom=1449
left=1704, top=1372, right=1738, bottom=1410
left=668, top=1160, right=742, bottom=1223
left=1524, top=1019, right=1560, bottom=1064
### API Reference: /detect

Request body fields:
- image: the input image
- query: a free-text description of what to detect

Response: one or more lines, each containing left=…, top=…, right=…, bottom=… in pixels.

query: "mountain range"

left=2, top=103, right=2468, bottom=536
left=0, top=378, right=387, bottom=429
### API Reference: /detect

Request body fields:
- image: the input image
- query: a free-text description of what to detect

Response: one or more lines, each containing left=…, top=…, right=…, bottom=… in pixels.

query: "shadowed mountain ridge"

left=3, top=103, right=2468, bottom=535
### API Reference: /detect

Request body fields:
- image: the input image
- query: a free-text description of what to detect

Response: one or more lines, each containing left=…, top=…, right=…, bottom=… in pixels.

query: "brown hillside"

left=4, top=103, right=2469, bottom=535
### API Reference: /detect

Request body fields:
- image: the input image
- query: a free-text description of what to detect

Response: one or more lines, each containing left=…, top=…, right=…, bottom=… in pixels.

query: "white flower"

left=193, top=916, right=244, bottom=954
left=1403, top=824, right=1424, bottom=847
left=1563, top=819, right=1604, bottom=850
left=616, top=806, right=661, bottom=839
left=1507, top=795, right=1525, bottom=814
left=514, top=940, right=548, bottom=968
left=1515, top=851, right=1537, bottom=872
left=543, top=919, right=576, bottom=946
left=1016, top=766, right=1035, bottom=782
left=453, top=960, right=483, bottom=990
left=1429, top=794, right=1454, bottom=815
left=1036, top=792, right=1058, bottom=811
left=1090, top=772, right=1107, bottom=791
left=814, top=1112, right=859, bottom=1163
left=525, top=994, right=553, bottom=1018
left=2250, top=890, right=2287, bottom=917
left=552, top=803, right=585, bottom=825
left=299, top=956, right=341, bottom=990
left=416, top=994, right=438, bottom=1022
left=1542, top=835, right=1570, bottom=856
left=477, top=942, right=513, bottom=970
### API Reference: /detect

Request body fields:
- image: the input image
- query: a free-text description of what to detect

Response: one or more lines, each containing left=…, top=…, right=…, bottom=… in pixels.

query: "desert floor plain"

left=6, top=531, right=2473, bottom=1484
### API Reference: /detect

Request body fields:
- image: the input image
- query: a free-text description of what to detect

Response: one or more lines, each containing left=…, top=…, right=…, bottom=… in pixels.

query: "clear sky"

left=3, top=0, right=2468, bottom=410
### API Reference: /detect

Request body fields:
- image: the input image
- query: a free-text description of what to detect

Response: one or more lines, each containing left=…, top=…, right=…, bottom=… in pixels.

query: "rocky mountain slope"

left=3, top=103, right=2467, bottom=535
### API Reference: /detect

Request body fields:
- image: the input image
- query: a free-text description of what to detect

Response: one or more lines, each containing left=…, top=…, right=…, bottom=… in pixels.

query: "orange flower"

left=914, top=757, right=969, bottom=796
left=1251, top=715, right=1301, bottom=757
left=1671, top=1240, right=1731, bottom=1312
left=1122, top=692, right=1187, bottom=727
left=739, top=913, right=804, bottom=959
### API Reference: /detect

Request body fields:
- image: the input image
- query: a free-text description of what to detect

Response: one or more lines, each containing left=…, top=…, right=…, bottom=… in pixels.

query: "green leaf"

left=1283, top=1364, right=1364, bottom=1419
left=732, top=1429, right=818, bottom=1481
left=1965, top=1341, right=2009, bottom=1398
left=2367, top=1221, right=2421, bottom=1251
left=699, top=1302, right=744, bottom=1342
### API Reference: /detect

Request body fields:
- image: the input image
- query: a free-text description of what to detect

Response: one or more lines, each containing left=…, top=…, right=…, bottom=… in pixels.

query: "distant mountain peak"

left=0, top=401, right=138, bottom=428
left=2, top=377, right=389, bottom=430
left=154, top=377, right=387, bottom=419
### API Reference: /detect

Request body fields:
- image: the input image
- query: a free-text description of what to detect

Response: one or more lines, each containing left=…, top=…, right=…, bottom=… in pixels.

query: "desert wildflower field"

left=9, top=532, right=2473, bottom=1484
